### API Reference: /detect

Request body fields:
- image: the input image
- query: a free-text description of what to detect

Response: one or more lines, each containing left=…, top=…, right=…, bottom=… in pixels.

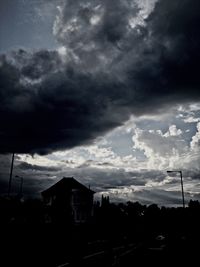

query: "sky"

left=0, top=0, right=200, bottom=206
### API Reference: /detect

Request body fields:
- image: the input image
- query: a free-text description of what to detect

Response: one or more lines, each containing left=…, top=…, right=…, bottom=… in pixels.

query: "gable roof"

left=41, top=177, right=95, bottom=197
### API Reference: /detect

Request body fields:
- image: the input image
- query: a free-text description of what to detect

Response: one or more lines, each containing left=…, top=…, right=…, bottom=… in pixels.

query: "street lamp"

left=167, top=170, right=185, bottom=208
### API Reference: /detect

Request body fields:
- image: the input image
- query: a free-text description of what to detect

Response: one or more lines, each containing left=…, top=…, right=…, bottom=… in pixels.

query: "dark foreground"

left=1, top=200, right=200, bottom=266
left=1, top=222, right=200, bottom=267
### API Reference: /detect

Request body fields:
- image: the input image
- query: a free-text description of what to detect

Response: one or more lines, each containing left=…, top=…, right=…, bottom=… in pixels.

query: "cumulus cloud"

left=164, top=125, right=182, bottom=137
left=190, top=122, right=200, bottom=151
left=0, top=0, right=200, bottom=154
left=133, top=125, right=186, bottom=169
left=132, top=119, right=200, bottom=172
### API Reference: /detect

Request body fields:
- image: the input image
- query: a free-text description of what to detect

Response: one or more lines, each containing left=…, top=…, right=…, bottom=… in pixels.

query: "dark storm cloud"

left=20, top=50, right=62, bottom=80
left=18, top=162, right=59, bottom=172
left=129, top=0, right=200, bottom=111
left=0, top=51, right=129, bottom=154
left=57, top=167, right=162, bottom=192
left=0, top=0, right=200, bottom=154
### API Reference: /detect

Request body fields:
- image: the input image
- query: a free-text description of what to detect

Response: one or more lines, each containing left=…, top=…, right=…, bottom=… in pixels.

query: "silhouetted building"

left=41, top=177, right=95, bottom=224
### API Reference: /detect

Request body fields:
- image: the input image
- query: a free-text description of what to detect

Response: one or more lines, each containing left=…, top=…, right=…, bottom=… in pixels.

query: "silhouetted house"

left=41, top=177, right=95, bottom=224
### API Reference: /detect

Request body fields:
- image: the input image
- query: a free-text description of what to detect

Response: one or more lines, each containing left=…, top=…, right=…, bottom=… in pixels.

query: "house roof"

left=41, top=177, right=95, bottom=197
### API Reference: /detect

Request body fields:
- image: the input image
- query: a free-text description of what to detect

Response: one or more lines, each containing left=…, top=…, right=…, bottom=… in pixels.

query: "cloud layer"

left=0, top=0, right=200, bottom=154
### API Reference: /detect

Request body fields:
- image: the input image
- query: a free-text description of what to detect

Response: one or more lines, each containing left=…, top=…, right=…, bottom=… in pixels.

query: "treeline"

left=1, top=195, right=200, bottom=232
left=92, top=198, right=200, bottom=242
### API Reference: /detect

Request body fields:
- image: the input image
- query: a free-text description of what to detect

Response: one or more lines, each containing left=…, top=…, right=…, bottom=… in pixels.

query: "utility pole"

left=180, top=171, right=185, bottom=208
left=8, top=153, right=15, bottom=197
left=167, top=170, right=185, bottom=208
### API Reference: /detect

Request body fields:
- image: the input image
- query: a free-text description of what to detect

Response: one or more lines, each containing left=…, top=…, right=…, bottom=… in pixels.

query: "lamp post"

left=167, top=170, right=185, bottom=208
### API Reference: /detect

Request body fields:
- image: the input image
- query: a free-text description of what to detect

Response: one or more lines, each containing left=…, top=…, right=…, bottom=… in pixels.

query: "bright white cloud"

left=18, top=154, right=60, bottom=167
left=132, top=126, right=187, bottom=170
left=183, top=116, right=200, bottom=123
left=164, top=125, right=182, bottom=137
left=190, top=122, right=200, bottom=151
left=129, top=0, right=158, bottom=28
